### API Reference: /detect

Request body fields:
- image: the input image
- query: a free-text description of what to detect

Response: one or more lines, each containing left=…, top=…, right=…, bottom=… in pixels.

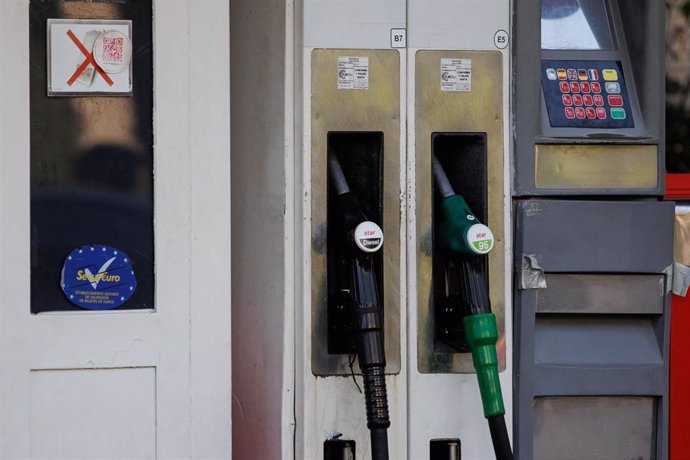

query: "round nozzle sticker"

left=354, top=221, right=383, bottom=253
left=60, top=245, right=137, bottom=310
left=466, top=223, right=495, bottom=255
left=93, top=30, right=133, bottom=74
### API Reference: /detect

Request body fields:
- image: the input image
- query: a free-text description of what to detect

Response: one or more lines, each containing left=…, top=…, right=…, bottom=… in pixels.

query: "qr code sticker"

left=101, top=35, right=124, bottom=64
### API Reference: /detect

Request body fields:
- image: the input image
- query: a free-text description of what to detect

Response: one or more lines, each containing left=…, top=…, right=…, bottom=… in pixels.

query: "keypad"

left=542, top=60, right=634, bottom=128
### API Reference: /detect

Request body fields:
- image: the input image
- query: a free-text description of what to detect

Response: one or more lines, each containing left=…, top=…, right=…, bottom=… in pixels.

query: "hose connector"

left=463, top=313, right=505, bottom=418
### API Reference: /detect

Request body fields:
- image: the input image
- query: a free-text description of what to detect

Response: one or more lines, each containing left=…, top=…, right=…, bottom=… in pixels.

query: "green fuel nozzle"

left=433, top=156, right=494, bottom=256
left=433, top=154, right=513, bottom=459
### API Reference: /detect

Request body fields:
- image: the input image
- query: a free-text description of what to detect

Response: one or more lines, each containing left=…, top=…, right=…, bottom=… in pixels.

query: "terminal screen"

left=541, top=0, right=614, bottom=50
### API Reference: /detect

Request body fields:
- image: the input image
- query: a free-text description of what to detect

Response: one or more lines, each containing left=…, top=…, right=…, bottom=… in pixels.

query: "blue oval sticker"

left=61, top=245, right=137, bottom=310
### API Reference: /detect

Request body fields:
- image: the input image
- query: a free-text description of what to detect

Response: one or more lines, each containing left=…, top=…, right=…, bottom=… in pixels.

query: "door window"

left=29, top=0, right=153, bottom=312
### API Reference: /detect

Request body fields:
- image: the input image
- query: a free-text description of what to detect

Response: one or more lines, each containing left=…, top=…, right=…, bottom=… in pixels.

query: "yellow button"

left=603, top=69, right=618, bottom=81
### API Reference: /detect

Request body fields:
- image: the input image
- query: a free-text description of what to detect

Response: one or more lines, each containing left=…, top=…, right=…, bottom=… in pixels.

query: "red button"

left=591, top=82, right=601, bottom=93
left=559, top=82, right=570, bottom=93
left=570, top=82, right=581, bottom=93
left=564, top=107, right=575, bottom=119
left=580, top=82, right=591, bottom=93
left=585, top=107, right=596, bottom=119
left=593, top=95, right=604, bottom=106
left=573, top=94, right=583, bottom=106
left=562, top=94, right=573, bottom=106
left=575, top=107, right=586, bottom=119
left=608, top=95, right=623, bottom=106
left=583, top=95, right=594, bottom=106
left=596, top=107, right=607, bottom=119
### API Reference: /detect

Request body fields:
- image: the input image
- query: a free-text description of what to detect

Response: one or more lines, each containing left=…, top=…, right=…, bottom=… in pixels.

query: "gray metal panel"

left=512, top=0, right=665, bottom=196
left=533, top=396, right=655, bottom=460
left=532, top=365, right=665, bottom=396
left=513, top=199, right=672, bottom=460
left=514, top=284, right=670, bottom=460
left=534, top=317, right=662, bottom=366
left=516, top=200, right=674, bottom=273
left=537, top=274, right=665, bottom=314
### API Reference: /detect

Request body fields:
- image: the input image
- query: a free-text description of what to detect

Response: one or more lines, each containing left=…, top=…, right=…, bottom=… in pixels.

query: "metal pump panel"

left=512, top=1, right=671, bottom=458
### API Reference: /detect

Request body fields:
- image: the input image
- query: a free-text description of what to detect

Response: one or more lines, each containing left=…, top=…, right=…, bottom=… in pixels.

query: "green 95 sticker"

left=467, top=223, right=495, bottom=255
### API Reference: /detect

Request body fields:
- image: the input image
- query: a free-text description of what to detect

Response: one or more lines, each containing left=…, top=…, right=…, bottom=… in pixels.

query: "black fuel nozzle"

left=328, top=152, right=389, bottom=460
left=329, top=153, right=384, bottom=256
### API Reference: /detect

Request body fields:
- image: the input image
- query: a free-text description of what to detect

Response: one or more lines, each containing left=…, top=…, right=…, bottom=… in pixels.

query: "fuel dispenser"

left=513, top=1, right=673, bottom=458
left=233, top=0, right=674, bottom=458
left=306, top=38, right=405, bottom=460
left=407, top=1, right=512, bottom=457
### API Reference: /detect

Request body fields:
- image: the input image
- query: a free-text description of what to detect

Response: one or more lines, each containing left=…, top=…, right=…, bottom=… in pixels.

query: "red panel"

left=666, top=174, right=690, bottom=200
left=669, top=173, right=690, bottom=458
left=671, top=294, right=690, bottom=459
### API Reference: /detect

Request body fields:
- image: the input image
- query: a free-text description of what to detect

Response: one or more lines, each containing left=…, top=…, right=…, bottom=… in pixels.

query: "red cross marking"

left=66, top=29, right=114, bottom=87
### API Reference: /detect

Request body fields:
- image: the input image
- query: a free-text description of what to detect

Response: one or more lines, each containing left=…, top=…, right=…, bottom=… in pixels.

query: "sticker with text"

left=338, top=56, right=369, bottom=90
left=441, top=58, right=472, bottom=92
left=61, top=244, right=137, bottom=310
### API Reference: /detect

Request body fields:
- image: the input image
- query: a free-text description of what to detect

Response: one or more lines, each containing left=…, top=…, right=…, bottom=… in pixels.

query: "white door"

left=0, top=1, right=231, bottom=458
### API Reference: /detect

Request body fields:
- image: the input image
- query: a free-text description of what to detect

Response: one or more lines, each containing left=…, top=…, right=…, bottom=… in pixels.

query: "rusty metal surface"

left=535, top=144, right=658, bottom=189
left=310, top=49, right=401, bottom=375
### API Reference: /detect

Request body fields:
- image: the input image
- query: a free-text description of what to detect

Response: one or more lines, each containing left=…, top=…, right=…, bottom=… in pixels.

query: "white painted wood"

left=30, top=368, right=156, bottom=460
left=0, top=1, right=231, bottom=458
left=188, top=1, right=233, bottom=457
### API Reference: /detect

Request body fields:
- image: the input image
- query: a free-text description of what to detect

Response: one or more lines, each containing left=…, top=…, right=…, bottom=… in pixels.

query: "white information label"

left=440, top=58, right=472, bottom=92
left=494, top=29, right=509, bottom=49
left=466, top=223, right=494, bottom=255
left=338, top=56, right=369, bottom=90
left=354, top=221, right=383, bottom=253
left=390, top=28, right=406, bottom=48
left=47, top=19, right=133, bottom=96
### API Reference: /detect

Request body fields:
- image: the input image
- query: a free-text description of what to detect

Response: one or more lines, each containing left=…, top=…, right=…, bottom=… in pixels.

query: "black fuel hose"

left=351, top=255, right=390, bottom=460
left=488, top=415, right=513, bottom=460
left=329, top=152, right=390, bottom=460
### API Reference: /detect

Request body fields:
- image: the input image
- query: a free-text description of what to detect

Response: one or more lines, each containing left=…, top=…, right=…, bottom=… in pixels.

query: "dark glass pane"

left=666, top=0, right=690, bottom=173
left=30, top=0, right=153, bottom=312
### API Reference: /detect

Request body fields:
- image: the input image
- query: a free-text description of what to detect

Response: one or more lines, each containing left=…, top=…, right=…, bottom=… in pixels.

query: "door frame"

left=0, top=0, right=231, bottom=457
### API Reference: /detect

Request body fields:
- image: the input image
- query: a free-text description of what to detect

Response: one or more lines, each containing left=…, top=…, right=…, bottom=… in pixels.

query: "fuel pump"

left=409, top=45, right=508, bottom=458
left=308, top=49, right=403, bottom=460
left=327, top=152, right=390, bottom=460
left=512, top=1, right=673, bottom=458
left=433, top=156, right=512, bottom=460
